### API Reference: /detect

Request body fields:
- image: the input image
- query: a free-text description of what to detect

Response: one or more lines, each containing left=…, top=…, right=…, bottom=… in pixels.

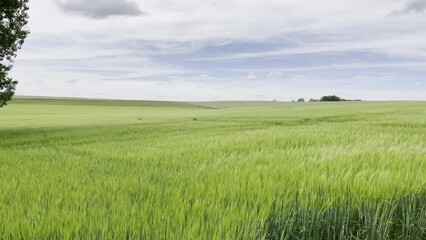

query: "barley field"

left=0, top=98, right=425, bottom=239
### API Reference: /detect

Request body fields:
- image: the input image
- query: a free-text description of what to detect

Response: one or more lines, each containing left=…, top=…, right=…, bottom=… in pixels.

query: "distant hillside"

left=192, top=101, right=295, bottom=109
left=12, top=96, right=208, bottom=109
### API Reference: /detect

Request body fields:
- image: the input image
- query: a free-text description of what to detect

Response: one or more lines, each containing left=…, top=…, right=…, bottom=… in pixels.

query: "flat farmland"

left=0, top=98, right=425, bottom=239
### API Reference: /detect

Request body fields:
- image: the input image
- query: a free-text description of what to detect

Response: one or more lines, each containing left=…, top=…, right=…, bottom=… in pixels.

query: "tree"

left=320, top=95, right=342, bottom=102
left=0, top=0, right=29, bottom=107
left=297, top=98, right=305, bottom=102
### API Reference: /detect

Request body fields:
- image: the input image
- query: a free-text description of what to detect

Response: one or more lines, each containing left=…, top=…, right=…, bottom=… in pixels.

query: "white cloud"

left=246, top=73, right=259, bottom=81
left=268, top=71, right=284, bottom=78
left=352, top=75, right=394, bottom=81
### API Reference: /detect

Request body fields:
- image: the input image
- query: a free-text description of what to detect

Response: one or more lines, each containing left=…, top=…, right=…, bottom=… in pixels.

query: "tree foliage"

left=0, top=0, right=29, bottom=107
left=320, top=95, right=343, bottom=102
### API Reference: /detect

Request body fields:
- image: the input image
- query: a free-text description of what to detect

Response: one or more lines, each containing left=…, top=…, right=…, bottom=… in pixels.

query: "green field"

left=0, top=98, right=425, bottom=239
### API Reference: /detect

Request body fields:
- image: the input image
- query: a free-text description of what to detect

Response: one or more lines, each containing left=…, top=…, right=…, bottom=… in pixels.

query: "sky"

left=10, top=0, right=426, bottom=101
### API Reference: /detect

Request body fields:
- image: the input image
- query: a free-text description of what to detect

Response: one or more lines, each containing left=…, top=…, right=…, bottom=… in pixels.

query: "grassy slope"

left=1, top=97, right=213, bottom=129
left=13, top=97, right=208, bottom=108
left=0, top=98, right=426, bottom=239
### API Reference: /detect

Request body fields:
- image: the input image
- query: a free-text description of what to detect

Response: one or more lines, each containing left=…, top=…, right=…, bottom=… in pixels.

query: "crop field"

left=0, top=97, right=425, bottom=239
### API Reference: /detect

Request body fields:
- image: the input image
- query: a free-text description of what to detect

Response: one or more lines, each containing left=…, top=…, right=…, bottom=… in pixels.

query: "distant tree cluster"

left=320, top=95, right=362, bottom=102
left=320, top=95, right=342, bottom=101
left=292, top=96, right=362, bottom=102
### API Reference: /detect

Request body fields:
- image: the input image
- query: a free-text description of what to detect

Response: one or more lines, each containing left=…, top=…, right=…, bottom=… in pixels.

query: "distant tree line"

left=320, top=95, right=342, bottom=101
left=292, top=96, right=362, bottom=102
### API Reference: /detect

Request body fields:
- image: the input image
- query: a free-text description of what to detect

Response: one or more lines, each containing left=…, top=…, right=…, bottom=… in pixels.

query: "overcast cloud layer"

left=405, top=0, right=426, bottom=12
left=10, top=0, right=426, bottom=100
left=58, top=0, right=143, bottom=18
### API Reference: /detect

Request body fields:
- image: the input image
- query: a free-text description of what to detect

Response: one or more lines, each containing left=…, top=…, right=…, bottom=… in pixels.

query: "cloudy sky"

left=10, top=0, right=426, bottom=100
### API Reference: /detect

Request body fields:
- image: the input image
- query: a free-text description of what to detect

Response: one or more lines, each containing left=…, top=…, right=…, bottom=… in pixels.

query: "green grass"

left=0, top=97, right=425, bottom=239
